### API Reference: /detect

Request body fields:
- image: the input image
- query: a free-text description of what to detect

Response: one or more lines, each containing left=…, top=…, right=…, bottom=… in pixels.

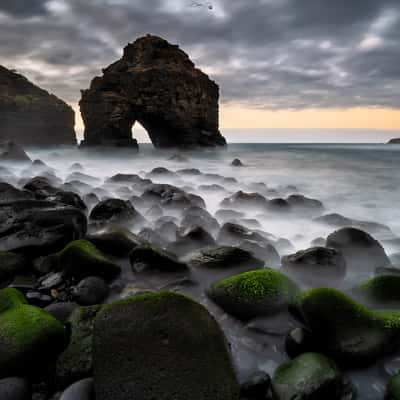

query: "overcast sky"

left=0, top=0, right=400, bottom=134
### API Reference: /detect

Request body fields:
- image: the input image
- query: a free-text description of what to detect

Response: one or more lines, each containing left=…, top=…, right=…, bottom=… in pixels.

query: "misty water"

left=5, top=142, right=400, bottom=399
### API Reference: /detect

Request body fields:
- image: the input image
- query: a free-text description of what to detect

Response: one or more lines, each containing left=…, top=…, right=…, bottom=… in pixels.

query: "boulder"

left=72, top=277, right=109, bottom=306
left=89, top=198, right=146, bottom=228
left=217, top=222, right=269, bottom=247
left=386, top=372, right=400, bottom=399
left=240, top=371, right=270, bottom=400
left=326, top=227, right=390, bottom=273
left=388, top=138, right=400, bottom=144
left=0, top=200, right=87, bottom=256
left=359, top=275, right=400, bottom=305
left=80, top=35, right=226, bottom=148
left=286, top=194, right=324, bottom=214
left=0, top=251, right=27, bottom=287
left=92, top=292, right=239, bottom=400
left=59, top=240, right=121, bottom=281
left=56, top=305, right=101, bottom=387
left=0, top=66, right=75, bottom=146
left=207, top=269, right=299, bottom=320
left=0, top=377, right=30, bottom=400
left=0, top=288, right=67, bottom=378
left=220, top=191, right=268, bottom=211
left=129, top=244, right=188, bottom=273
left=60, top=378, right=94, bottom=400
left=281, top=247, right=346, bottom=287
left=299, top=288, right=400, bottom=366
left=231, top=158, right=244, bottom=167
left=271, top=353, right=349, bottom=400
left=0, top=183, right=34, bottom=203
left=0, top=141, right=31, bottom=162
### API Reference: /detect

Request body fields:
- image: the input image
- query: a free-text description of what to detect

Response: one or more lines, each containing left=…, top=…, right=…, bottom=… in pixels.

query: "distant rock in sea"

left=0, top=65, right=76, bottom=146
left=0, top=141, right=31, bottom=162
left=388, top=138, right=400, bottom=144
left=80, top=34, right=227, bottom=149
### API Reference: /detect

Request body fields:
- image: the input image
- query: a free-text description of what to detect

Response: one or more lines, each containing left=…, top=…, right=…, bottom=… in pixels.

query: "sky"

left=0, top=0, right=399, bottom=141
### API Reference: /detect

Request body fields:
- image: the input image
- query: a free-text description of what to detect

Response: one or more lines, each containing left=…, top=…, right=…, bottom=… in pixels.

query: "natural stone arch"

left=80, top=35, right=226, bottom=149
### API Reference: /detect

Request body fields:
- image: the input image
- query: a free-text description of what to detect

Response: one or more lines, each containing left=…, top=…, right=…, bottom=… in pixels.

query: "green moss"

left=0, top=297, right=67, bottom=378
left=0, top=288, right=27, bottom=312
left=300, top=288, right=400, bottom=366
left=359, top=275, right=400, bottom=304
left=272, top=353, right=345, bottom=400
left=386, top=372, right=400, bottom=400
left=59, top=240, right=121, bottom=280
left=208, top=269, right=300, bottom=320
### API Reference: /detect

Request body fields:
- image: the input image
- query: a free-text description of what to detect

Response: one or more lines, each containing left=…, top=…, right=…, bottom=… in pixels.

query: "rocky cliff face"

left=0, top=66, right=76, bottom=146
left=80, top=35, right=226, bottom=148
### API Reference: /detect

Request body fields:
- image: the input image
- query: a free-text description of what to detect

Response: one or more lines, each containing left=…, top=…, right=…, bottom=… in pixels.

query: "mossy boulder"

left=207, top=269, right=300, bottom=320
left=0, top=251, right=27, bottom=287
left=0, top=288, right=67, bottom=378
left=59, top=240, right=121, bottom=281
left=359, top=275, right=400, bottom=305
left=56, top=305, right=101, bottom=387
left=92, top=292, right=239, bottom=400
left=271, top=353, right=349, bottom=400
left=300, top=288, right=400, bottom=366
left=386, top=372, right=400, bottom=400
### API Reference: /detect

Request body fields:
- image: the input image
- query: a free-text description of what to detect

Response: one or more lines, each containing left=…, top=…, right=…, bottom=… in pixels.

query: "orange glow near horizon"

left=71, top=104, right=400, bottom=132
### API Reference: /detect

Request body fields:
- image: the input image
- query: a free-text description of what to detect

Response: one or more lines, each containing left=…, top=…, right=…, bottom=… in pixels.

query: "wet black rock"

left=326, top=227, right=390, bottom=273
left=92, top=292, right=239, bottom=400
left=167, top=226, right=216, bottom=257
left=239, top=240, right=280, bottom=267
left=266, top=198, right=291, bottom=213
left=140, top=183, right=184, bottom=205
left=0, top=251, right=27, bottom=287
left=0, top=377, right=30, bottom=400
left=129, top=245, right=188, bottom=273
left=60, top=378, right=94, bottom=400
left=147, top=167, right=178, bottom=178
left=217, top=223, right=269, bottom=247
left=177, top=168, right=202, bottom=175
left=23, top=176, right=59, bottom=198
left=198, top=184, right=226, bottom=192
left=72, top=277, right=109, bottom=306
left=0, top=200, right=87, bottom=256
left=138, top=228, right=168, bottom=249
left=315, top=213, right=393, bottom=238
left=282, top=247, right=346, bottom=287
left=221, top=191, right=268, bottom=211
left=0, top=141, right=31, bottom=162
left=46, top=191, right=87, bottom=211
left=105, top=173, right=142, bottom=185
left=65, top=172, right=100, bottom=185
left=187, top=245, right=264, bottom=271
left=215, top=209, right=246, bottom=222
left=89, top=198, right=146, bottom=228
left=181, top=206, right=220, bottom=232
left=45, top=302, right=77, bottom=323
left=231, top=158, right=244, bottom=167
left=240, top=371, right=270, bottom=400
left=0, top=183, right=33, bottom=204
left=155, top=220, right=179, bottom=242
left=286, top=194, right=324, bottom=214
left=69, top=163, right=83, bottom=171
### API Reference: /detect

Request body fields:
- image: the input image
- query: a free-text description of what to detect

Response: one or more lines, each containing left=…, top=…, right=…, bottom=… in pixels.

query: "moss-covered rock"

left=300, top=288, right=400, bottom=366
left=59, top=240, right=121, bottom=281
left=271, top=353, right=348, bottom=400
left=56, top=305, right=101, bottom=387
left=0, top=288, right=67, bottom=378
left=359, top=275, right=400, bottom=305
left=386, top=372, right=400, bottom=400
left=207, top=269, right=300, bottom=320
left=93, top=292, right=239, bottom=400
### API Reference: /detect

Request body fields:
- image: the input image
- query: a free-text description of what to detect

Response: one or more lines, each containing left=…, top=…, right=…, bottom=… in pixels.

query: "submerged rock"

left=92, top=292, right=239, bottom=400
left=282, top=247, right=346, bottom=287
left=221, top=191, right=268, bottom=211
left=208, top=269, right=299, bottom=320
left=271, top=353, right=349, bottom=400
left=231, top=158, right=244, bottom=167
left=0, top=141, right=31, bottom=162
left=326, top=227, right=390, bottom=273
left=0, top=65, right=76, bottom=146
left=80, top=35, right=226, bottom=148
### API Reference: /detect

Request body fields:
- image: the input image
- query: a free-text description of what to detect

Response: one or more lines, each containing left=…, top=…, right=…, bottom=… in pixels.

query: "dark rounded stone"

left=60, top=378, right=94, bottom=400
left=231, top=158, right=244, bottom=167
left=46, top=191, right=87, bottom=211
left=240, top=371, right=270, bottom=399
left=0, top=377, right=30, bottom=400
left=221, top=191, right=268, bottom=211
left=45, top=302, right=78, bottom=323
left=72, top=277, right=109, bottom=306
left=0, top=182, right=34, bottom=203
left=282, top=247, right=346, bottom=287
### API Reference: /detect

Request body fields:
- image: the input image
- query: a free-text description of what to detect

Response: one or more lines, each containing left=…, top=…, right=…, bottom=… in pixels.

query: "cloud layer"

left=0, top=0, right=399, bottom=109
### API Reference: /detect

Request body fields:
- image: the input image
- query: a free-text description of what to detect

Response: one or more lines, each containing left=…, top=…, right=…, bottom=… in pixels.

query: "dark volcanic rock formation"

left=80, top=35, right=226, bottom=148
left=0, top=66, right=76, bottom=146
left=388, top=138, right=400, bottom=144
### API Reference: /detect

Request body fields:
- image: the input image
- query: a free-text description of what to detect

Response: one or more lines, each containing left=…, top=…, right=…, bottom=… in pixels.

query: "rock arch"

left=80, top=35, right=226, bottom=149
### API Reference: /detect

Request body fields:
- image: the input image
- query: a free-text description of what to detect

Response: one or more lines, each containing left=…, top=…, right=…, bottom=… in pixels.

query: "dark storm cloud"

left=0, top=0, right=399, bottom=109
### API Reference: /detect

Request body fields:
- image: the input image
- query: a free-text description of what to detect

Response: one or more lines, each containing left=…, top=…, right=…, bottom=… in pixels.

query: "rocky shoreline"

left=0, top=149, right=399, bottom=400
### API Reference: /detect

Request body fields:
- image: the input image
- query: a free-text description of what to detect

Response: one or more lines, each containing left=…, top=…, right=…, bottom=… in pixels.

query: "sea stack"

left=0, top=66, right=76, bottom=146
left=388, top=138, right=400, bottom=144
left=80, top=35, right=227, bottom=149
